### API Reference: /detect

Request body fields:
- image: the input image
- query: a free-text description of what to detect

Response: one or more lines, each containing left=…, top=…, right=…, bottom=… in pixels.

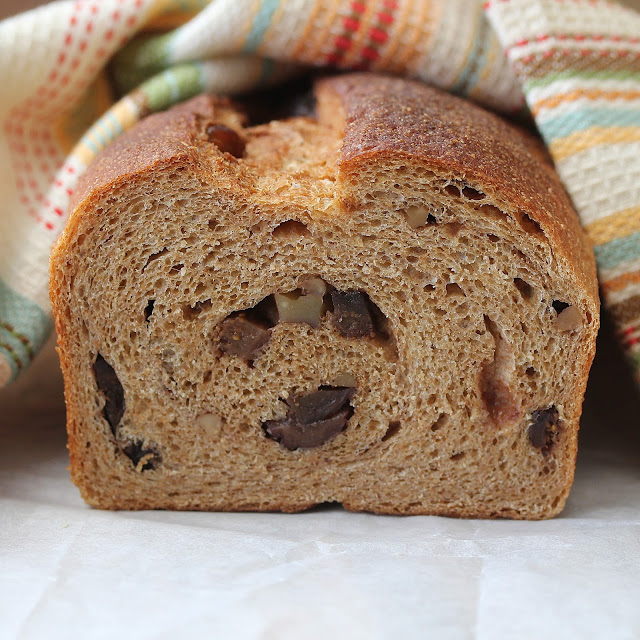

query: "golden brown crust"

left=70, top=95, right=240, bottom=212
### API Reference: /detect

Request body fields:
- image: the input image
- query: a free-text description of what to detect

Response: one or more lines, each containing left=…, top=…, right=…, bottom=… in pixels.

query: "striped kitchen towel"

left=0, top=0, right=639, bottom=387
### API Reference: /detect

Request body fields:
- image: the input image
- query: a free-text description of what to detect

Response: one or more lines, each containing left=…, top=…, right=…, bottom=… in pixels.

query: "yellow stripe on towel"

left=585, top=206, right=640, bottom=246
left=550, top=125, right=640, bottom=161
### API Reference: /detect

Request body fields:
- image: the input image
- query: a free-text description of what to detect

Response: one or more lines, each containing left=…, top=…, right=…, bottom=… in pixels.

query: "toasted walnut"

left=405, top=205, right=436, bottom=228
left=196, top=412, right=222, bottom=434
left=274, top=277, right=329, bottom=327
left=480, top=316, right=519, bottom=427
left=333, top=371, right=356, bottom=387
left=555, top=305, right=582, bottom=331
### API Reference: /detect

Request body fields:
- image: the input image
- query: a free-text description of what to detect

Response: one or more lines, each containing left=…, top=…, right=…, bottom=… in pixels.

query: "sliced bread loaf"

left=50, top=74, right=599, bottom=518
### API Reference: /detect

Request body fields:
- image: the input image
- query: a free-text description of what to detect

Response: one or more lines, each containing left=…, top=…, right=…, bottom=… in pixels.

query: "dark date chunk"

left=122, top=439, right=161, bottom=472
left=288, top=387, right=354, bottom=425
left=264, top=409, right=352, bottom=451
left=93, top=354, right=162, bottom=471
left=93, top=354, right=125, bottom=431
left=217, top=314, right=271, bottom=360
left=206, top=123, right=245, bottom=158
left=528, top=406, right=561, bottom=455
left=331, top=291, right=375, bottom=339
left=263, top=386, right=355, bottom=450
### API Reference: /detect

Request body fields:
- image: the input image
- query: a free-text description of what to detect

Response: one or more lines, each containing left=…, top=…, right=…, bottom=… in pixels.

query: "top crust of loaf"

left=68, top=96, right=243, bottom=213
left=317, top=75, right=597, bottom=307
left=67, top=74, right=597, bottom=311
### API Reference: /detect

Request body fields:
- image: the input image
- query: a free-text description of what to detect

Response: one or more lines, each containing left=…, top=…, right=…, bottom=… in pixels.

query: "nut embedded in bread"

left=49, top=73, right=599, bottom=518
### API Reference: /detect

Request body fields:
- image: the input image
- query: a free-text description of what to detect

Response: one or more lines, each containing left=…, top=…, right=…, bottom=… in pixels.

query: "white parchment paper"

left=2, top=324, right=640, bottom=640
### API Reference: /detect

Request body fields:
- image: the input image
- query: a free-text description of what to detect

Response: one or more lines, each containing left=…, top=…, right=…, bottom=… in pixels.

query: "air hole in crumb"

left=182, top=299, right=212, bottom=320
left=479, top=204, right=508, bottom=222
left=205, top=123, right=245, bottom=157
left=462, top=186, right=485, bottom=200
left=552, top=300, right=570, bottom=314
left=446, top=283, right=465, bottom=297
left=526, top=366, right=537, bottom=377
left=444, top=184, right=459, bottom=196
left=208, top=219, right=219, bottom=231
left=424, top=284, right=435, bottom=292
left=144, top=299, right=155, bottom=322
left=272, top=220, right=310, bottom=238
left=311, top=501, right=343, bottom=512
left=519, top=212, right=542, bottom=235
left=514, top=278, right=534, bottom=301
left=169, top=264, right=184, bottom=275
left=450, top=451, right=466, bottom=460
left=143, top=247, right=168, bottom=271
left=382, top=421, right=401, bottom=442
left=93, top=354, right=125, bottom=432
left=487, top=234, right=499, bottom=243
left=431, top=413, right=449, bottom=431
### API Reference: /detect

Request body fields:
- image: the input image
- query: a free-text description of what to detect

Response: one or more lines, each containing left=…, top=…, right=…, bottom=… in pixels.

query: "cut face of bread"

left=50, top=74, right=599, bottom=518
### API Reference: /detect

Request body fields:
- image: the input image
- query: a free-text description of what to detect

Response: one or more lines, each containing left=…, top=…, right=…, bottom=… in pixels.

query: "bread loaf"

left=50, top=73, right=599, bottom=518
